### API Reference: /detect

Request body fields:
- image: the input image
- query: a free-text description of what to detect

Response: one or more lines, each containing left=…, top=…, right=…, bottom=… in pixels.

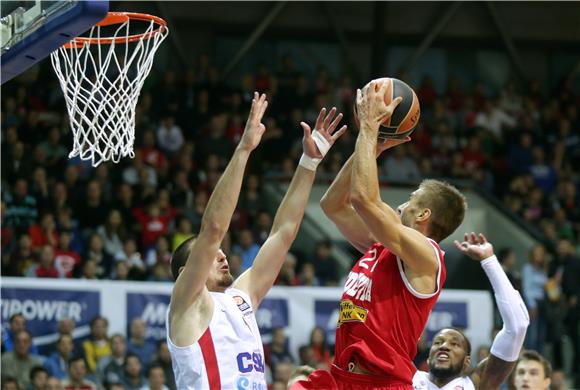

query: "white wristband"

left=299, top=154, right=321, bottom=171
left=298, top=130, right=331, bottom=171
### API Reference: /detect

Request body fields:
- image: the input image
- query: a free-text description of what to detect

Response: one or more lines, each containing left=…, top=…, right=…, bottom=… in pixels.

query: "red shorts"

left=289, top=365, right=412, bottom=390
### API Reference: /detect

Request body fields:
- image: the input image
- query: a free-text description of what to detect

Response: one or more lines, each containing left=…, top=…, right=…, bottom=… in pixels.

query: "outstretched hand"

left=238, top=92, right=268, bottom=152
left=356, top=80, right=402, bottom=134
left=300, top=107, right=347, bottom=159
left=454, top=232, right=494, bottom=261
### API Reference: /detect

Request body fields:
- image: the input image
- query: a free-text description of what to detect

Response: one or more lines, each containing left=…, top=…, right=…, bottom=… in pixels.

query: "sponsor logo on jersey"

left=236, top=350, right=265, bottom=373
left=342, top=271, right=373, bottom=302
left=233, top=295, right=251, bottom=313
left=337, top=299, right=368, bottom=327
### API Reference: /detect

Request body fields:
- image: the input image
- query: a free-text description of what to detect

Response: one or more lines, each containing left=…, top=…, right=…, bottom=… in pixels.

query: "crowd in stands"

left=1, top=52, right=579, bottom=388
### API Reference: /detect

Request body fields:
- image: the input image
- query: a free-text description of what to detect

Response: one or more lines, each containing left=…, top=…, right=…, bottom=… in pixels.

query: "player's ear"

left=417, top=208, right=431, bottom=222
left=463, top=355, right=471, bottom=371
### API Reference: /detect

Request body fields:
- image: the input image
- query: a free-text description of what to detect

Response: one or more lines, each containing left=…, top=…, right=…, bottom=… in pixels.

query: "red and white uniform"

left=334, top=239, right=445, bottom=386
left=166, top=288, right=267, bottom=390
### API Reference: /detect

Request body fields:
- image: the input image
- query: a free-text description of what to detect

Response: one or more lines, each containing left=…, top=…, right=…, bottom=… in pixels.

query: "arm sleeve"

left=481, top=255, right=530, bottom=362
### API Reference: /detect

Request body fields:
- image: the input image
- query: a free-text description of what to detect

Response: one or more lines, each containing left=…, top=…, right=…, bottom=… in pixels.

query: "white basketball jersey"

left=413, top=370, right=476, bottom=390
left=166, top=288, right=267, bottom=390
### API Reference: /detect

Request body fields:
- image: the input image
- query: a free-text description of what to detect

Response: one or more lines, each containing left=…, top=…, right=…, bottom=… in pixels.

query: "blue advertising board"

left=255, top=298, right=289, bottom=339
left=1, top=287, right=100, bottom=354
left=126, top=292, right=171, bottom=342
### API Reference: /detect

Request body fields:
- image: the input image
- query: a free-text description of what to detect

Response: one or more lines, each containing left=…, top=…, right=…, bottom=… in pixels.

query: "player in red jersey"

left=293, top=80, right=468, bottom=390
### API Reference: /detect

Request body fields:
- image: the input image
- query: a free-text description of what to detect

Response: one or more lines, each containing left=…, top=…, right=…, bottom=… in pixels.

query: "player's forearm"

left=200, top=147, right=251, bottom=238
left=320, top=155, right=354, bottom=213
left=351, top=129, right=381, bottom=206
left=482, top=255, right=529, bottom=361
left=270, top=165, right=316, bottom=245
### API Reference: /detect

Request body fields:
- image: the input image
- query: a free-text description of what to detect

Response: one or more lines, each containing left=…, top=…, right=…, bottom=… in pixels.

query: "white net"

left=50, top=14, right=168, bottom=167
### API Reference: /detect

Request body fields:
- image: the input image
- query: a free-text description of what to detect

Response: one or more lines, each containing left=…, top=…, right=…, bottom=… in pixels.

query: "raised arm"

left=234, top=107, right=346, bottom=306
left=455, top=233, right=530, bottom=389
left=321, top=139, right=409, bottom=253
left=171, top=93, right=268, bottom=312
left=350, top=80, right=437, bottom=275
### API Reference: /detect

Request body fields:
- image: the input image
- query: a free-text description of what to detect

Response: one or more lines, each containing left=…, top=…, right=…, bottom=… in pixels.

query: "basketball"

left=364, top=77, right=421, bottom=140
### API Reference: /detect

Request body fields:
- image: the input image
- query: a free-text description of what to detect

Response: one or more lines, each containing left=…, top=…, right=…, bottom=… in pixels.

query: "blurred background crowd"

left=1, top=43, right=579, bottom=389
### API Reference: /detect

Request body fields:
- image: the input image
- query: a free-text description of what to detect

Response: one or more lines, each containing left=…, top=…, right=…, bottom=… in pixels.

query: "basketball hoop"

left=50, top=12, right=168, bottom=167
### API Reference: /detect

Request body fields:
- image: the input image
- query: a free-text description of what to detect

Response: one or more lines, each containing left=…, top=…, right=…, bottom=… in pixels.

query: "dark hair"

left=9, top=313, right=24, bottom=323
left=518, top=350, right=552, bottom=378
left=1, top=377, right=19, bottom=388
left=147, top=363, right=165, bottom=377
left=29, top=366, right=48, bottom=381
left=437, top=327, right=472, bottom=355
left=170, top=235, right=197, bottom=280
left=498, top=247, right=513, bottom=263
left=68, top=355, right=85, bottom=366
left=124, top=353, right=142, bottom=369
left=415, top=179, right=467, bottom=242
left=90, top=315, right=108, bottom=328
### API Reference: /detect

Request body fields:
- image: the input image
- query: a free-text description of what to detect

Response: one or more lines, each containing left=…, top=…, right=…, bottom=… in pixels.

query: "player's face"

left=513, top=360, right=550, bottom=390
left=397, top=190, right=421, bottom=227
left=428, top=329, right=469, bottom=380
left=206, top=249, right=234, bottom=292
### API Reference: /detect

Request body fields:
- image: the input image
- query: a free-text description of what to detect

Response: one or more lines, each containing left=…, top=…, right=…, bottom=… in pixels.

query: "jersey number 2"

left=359, top=248, right=379, bottom=272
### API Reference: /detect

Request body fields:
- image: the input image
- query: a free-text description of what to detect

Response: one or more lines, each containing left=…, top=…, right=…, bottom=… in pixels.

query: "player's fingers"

left=479, top=233, right=488, bottom=244
left=331, top=125, right=348, bottom=142
left=453, top=240, right=465, bottom=252
left=464, top=232, right=469, bottom=243
left=258, top=99, right=268, bottom=120
left=471, top=232, right=478, bottom=244
left=248, top=92, right=258, bottom=118
left=315, top=108, right=326, bottom=130
left=324, top=107, right=337, bottom=130
left=328, top=112, right=343, bottom=134
left=300, top=122, right=312, bottom=138
left=378, top=80, right=389, bottom=97
left=387, top=96, right=403, bottom=112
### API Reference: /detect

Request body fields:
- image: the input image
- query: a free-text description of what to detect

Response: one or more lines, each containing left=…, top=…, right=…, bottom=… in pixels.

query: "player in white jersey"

left=413, top=233, right=530, bottom=390
left=166, top=92, right=347, bottom=390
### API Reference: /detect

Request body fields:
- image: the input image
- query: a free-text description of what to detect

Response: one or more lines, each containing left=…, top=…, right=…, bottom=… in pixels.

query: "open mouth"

left=220, top=265, right=229, bottom=272
left=435, top=352, right=450, bottom=362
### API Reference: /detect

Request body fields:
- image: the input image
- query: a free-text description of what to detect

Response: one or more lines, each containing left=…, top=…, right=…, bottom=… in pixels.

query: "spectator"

left=276, top=253, right=300, bottom=286
left=133, top=202, right=173, bottom=250
left=97, top=210, right=126, bottom=259
left=1, top=377, right=20, bottom=390
left=75, top=181, right=108, bottom=230
left=142, top=364, right=169, bottom=390
left=28, top=366, right=48, bottom=390
left=313, top=240, right=338, bottom=286
left=120, top=354, right=146, bottom=390
left=84, top=234, right=113, bottom=279
left=299, top=262, right=319, bottom=286
left=156, top=114, right=184, bottom=155
left=62, top=357, right=97, bottom=390
left=233, top=229, right=260, bottom=270
left=383, top=145, right=421, bottom=182
left=171, top=217, right=193, bottom=251
left=139, top=130, right=166, bottom=171
left=82, top=316, right=111, bottom=374
left=308, top=326, right=331, bottom=368
left=4, top=179, right=38, bottom=234
left=149, top=342, right=175, bottom=390
left=127, top=319, right=156, bottom=369
left=1, top=330, right=42, bottom=389
left=511, top=350, right=552, bottom=390
left=115, top=238, right=146, bottom=280
left=53, top=230, right=81, bottom=278
left=264, top=327, right=293, bottom=371
left=4, top=235, right=36, bottom=276
left=45, top=377, right=62, bottom=390
left=252, top=210, right=272, bottom=245
left=44, top=335, right=74, bottom=380
left=98, top=335, right=127, bottom=388
left=26, top=245, right=62, bottom=278
left=498, top=247, right=522, bottom=291
left=2, top=314, right=38, bottom=355
left=522, top=244, right=549, bottom=353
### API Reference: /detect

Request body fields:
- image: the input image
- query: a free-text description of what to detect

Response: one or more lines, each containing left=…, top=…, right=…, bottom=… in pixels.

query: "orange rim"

left=64, top=12, right=167, bottom=49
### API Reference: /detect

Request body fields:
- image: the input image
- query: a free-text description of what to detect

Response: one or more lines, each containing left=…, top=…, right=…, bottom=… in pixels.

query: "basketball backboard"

left=1, top=0, right=109, bottom=84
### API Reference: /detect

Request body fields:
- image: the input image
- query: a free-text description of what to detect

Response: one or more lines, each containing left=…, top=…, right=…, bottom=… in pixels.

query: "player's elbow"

left=350, top=191, right=372, bottom=213
left=200, top=220, right=226, bottom=241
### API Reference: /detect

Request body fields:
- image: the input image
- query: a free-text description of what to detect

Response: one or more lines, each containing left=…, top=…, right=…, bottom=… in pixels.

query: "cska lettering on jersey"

left=342, top=271, right=373, bottom=302
left=236, top=351, right=266, bottom=390
left=236, top=351, right=265, bottom=373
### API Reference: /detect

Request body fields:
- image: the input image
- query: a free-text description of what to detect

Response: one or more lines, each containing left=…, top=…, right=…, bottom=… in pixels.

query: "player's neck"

left=428, top=373, right=457, bottom=388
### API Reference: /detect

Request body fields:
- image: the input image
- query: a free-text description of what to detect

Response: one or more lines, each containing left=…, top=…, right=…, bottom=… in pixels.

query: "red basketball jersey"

left=334, top=239, right=445, bottom=385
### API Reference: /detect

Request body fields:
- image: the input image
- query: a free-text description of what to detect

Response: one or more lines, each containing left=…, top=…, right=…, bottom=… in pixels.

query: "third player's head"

left=428, top=328, right=471, bottom=380
left=171, top=236, right=234, bottom=291
left=512, top=350, right=552, bottom=390
left=397, top=179, right=467, bottom=242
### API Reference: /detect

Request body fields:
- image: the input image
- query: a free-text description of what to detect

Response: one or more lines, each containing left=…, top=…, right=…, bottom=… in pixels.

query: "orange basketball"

left=364, top=77, right=421, bottom=140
